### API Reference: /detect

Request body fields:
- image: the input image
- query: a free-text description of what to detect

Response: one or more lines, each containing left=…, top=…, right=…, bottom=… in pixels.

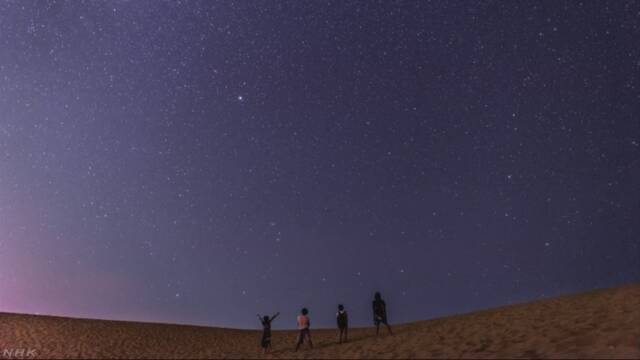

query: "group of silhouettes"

left=256, top=291, right=393, bottom=354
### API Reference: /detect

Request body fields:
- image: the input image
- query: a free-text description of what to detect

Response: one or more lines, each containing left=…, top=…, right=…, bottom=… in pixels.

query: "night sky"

left=1, top=1, right=638, bottom=330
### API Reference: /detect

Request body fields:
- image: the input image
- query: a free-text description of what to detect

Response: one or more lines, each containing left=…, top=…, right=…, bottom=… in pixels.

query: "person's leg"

left=385, top=321, right=393, bottom=334
left=295, top=331, right=303, bottom=351
left=307, top=330, right=313, bottom=348
left=344, top=327, right=348, bottom=342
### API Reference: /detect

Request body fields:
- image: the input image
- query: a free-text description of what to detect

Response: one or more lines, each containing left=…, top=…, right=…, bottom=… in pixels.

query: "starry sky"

left=0, top=0, right=638, bottom=330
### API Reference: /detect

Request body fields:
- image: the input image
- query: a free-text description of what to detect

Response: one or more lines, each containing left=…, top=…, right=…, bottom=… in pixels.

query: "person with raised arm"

left=256, top=312, right=279, bottom=354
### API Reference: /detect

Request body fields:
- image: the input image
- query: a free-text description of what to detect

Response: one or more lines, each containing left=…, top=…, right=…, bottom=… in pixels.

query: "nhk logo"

left=1, top=349, right=37, bottom=359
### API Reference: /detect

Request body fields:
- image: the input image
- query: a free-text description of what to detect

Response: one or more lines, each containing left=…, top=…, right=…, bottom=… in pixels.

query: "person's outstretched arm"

left=271, top=312, right=280, bottom=321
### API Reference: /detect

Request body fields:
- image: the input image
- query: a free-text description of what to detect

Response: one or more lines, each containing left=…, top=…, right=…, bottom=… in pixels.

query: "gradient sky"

left=0, top=0, right=638, bottom=330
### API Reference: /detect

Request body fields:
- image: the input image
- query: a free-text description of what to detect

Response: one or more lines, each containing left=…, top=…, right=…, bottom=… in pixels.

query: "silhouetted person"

left=372, top=292, right=392, bottom=336
left=336, top=304, right=348, bottom=343
left=294, top=307, right=313, bottom=351
left=257, top=312, right=279, bottom=354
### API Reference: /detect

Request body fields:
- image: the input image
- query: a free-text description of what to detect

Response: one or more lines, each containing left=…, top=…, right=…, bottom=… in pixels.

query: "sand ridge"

left=1, top=284, right=638, bottom=359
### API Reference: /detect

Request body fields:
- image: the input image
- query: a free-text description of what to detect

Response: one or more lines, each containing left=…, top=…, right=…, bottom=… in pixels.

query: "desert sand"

left=1, top=284, right=638, bottom=359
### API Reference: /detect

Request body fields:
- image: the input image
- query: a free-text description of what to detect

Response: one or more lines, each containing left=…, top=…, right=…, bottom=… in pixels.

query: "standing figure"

left=336, top=304, right=349, bottom=343
left=294, top=308, right=313, bottom=351
left=257, top=312, right=279, bottom=354
left=372, top=292, right=392, bottom=336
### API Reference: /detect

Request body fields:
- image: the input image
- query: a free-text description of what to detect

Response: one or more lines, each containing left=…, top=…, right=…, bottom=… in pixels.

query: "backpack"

left=337, top=310, right=348, bottom=327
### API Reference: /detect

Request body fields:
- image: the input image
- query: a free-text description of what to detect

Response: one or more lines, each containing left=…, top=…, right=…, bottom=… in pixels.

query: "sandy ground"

left=1, top=284, right=638, bottom=359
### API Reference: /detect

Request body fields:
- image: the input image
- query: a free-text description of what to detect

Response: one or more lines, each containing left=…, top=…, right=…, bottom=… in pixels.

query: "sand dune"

left=1, top=284, right=638, bottom=359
